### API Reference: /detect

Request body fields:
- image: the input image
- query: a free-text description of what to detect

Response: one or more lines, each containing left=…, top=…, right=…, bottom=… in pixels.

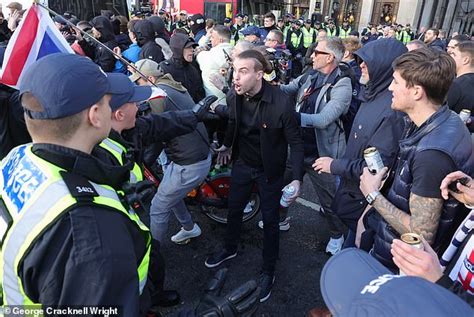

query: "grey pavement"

left=160, top=174, right=338, bottom=316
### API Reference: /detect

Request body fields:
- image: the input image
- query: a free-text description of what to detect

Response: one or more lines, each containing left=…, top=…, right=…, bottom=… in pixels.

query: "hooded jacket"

left=148, top=16, right=173, bottom=60
left=135, top=20, right=164, bottom=64
left=87, top=16, right=118, bottom=72
left=160, top=33, right=205, bottom=103
left=330, top=38, right=408, bottom=230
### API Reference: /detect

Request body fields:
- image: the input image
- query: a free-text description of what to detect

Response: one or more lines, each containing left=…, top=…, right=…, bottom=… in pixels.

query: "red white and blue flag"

left=0, top=4, right=74, bottom=89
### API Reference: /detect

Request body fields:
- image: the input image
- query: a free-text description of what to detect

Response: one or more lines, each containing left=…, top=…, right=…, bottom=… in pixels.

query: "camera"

left=265, top=48, right=292, bottom=84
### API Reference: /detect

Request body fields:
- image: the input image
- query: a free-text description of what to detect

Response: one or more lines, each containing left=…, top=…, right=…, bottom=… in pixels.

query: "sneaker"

left=325, top=236, right=344, bottom=255
left=258, top=272, right=275, bottom=302
left=243, top=201, right=254, bottom=214
left=258, top=217, right=291, bottom=231
left=171, top=223, right=201, bottom=244
left=205, top=249, right=237, bottom=268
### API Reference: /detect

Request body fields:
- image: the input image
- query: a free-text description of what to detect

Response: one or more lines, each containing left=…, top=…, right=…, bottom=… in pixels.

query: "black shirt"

left=238, top=87, right=264, bottom=167
left=411, top=150, right=457, bottom=199
left=447, top=73, right=474, bottom=114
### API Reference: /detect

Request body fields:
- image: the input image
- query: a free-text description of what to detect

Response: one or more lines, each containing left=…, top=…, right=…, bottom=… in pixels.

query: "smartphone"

left=448, top=177, right=470, bottom=193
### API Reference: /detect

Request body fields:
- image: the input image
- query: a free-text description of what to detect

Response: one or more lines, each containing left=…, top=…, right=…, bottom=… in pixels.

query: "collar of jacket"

left=155, top=73, right=187, bottom=92
left=32, top=143, right=130, bottom=190
left=400, top=105, right=450, bottom=147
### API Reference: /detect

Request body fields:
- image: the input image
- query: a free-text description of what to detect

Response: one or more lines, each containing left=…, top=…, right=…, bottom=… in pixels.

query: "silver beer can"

left=459, top=109, right=471, bottom=123
left=364, top=147, right=384, bottom=174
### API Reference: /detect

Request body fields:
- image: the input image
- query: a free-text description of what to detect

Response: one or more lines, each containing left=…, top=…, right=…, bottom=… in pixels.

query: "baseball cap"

left=224, top=17, right=232, bottom=24
left=179, top=10, right=188, bottom=15
left=109, top=74, right=152, bottom=111
left=241, top=25, right=261, bottom=37
left=235, top=13, right=244, bottom=19
left=321, top=248, right=474, bottom=316
left=305, top=19, right=312, bottom=24
left=158, top=9, right=166, bottom=15
left=19, top=53, right=130, bottom=120
left=129, top=59, right=164, bottom=83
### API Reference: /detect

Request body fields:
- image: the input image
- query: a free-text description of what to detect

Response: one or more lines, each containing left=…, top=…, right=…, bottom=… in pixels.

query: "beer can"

left=364, top=147, right=384, bottom=174
left=399, top=233, right=424, bottom=276
left=459, top=109, right=471, bottom=123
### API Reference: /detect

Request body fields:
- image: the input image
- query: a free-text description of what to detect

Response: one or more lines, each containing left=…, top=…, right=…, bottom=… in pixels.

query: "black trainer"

left=205, top=248, right=237, bottom=268
left=258, top=272, right=275, bottom=302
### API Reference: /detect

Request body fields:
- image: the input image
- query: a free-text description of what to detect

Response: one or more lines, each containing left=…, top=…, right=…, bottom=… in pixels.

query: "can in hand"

left=280, top=185, right=296, bottom=208
left=399, top=233, right=424, bottom=276
left=459, top=109, right=471, bottom=123
left=364, top=147, right=384, bottom=174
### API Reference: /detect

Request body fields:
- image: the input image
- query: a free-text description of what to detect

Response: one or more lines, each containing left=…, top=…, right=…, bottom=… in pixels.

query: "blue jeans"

left=224, top=160, right=284, bottom=275
left=150, top=154, right=211, bottom=242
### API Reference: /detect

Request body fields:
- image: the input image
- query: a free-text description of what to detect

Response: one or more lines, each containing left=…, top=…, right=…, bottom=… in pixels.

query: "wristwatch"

left=366, top=191, right=381, bottom=205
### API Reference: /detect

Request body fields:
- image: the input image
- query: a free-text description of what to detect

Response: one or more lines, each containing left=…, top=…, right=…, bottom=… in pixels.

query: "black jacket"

left=160, top=33, right=205, bottom=103
left=428, top=38, right=446, bottom=52
left=0, top=89, right=31, bottom=159
left=135, top=20, right=164, bottom=64
left=87, top=16, right=118, bottom=72
left=331, top=39, right=407, bottom=230
left=223, top=81, right=304, bottom=182
left=18, top=144, right=149, bottom=316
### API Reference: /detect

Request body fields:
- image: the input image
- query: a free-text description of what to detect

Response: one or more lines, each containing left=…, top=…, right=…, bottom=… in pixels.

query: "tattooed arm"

left=372, top=193, right=443, bottom=244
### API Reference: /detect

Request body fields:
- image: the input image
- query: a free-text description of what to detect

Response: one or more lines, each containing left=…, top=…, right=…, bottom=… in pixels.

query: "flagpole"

left=35, top=2, right=158, bottom=88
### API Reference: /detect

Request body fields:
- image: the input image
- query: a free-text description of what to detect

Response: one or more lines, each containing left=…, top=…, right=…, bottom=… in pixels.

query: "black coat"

left=224, top=81, right=304, bottom=182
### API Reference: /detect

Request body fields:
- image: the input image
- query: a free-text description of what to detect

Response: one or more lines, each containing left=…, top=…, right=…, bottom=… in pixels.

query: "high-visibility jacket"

left=326, top=27, right=337, bottom=37
left=396, top=30, right=411, bottom=44
left=0, top=144, right=151, bottom=305
left=339, top=27, right=352, bottom=38
left=302, top=27, right=316, bottom=48
left=290, top=31, right=303, bottom=49
left=98, top=137, right=143, bottom=184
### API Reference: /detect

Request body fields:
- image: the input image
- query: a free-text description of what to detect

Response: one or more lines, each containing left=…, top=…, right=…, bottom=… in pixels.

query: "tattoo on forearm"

left=373, top=194, right=443, bottom=244
left=408, top=194, right=443, bottom=244
left=373, top=196, right=411, bottom=235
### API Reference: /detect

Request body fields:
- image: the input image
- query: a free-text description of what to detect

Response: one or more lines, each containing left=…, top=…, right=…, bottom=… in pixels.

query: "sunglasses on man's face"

left=313, top=49, right=331, bottom=56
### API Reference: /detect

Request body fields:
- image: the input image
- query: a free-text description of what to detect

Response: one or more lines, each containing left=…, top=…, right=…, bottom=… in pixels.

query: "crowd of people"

left=1, top=1, right=474, bottom=316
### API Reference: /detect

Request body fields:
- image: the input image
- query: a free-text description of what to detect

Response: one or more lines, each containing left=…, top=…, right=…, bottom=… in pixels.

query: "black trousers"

left=224, top=160, right=284, bottom=274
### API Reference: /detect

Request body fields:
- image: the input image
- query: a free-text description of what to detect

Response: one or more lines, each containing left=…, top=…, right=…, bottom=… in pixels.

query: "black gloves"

left=193, top=95, right=218, bottom=121
left=192, top=268, right=260, bottom=317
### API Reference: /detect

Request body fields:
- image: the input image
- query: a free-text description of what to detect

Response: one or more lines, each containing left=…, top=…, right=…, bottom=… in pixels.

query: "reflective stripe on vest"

left=302, top=28, right=315, bottom=48
left=339, top=27, right=351, bottom=38
left=0, top=145, right=151, bottom=305
left=99, top=138, right=143, bottom=183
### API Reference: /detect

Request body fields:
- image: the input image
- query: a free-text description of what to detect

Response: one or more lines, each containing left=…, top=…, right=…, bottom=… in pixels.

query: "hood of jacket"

left=354, top=38, right=407, bottom=101
left=133, top=20, right=156, bottom=47
left=169, top=33, right=194, bottom=62
left=156, top=73, right=187, bottom=92
left=148, top=16, right=170, bottom=43
left=91, top=16, right=115, bottom=43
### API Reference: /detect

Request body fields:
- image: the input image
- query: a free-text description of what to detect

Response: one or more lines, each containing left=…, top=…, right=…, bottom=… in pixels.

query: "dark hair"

left=457, top=41, right=474, bottom=67
left=213, top=24, right=231, bottom=41
left=427, top=28, right=439, bottom=37
left=392, top=48, right=455, bottom=105
left=263, top=12, right=276, bottom=21
left=451, top=34, right=470, bottom=43
left=236, top=49, right=273, bottom=74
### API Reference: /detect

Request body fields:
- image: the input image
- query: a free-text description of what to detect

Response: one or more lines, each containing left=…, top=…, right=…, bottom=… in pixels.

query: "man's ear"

left=113, top=108, right=124, bottom=122
left=256, top=70, right=264, bottom=81
left=87, top=104, right=102, bottom=128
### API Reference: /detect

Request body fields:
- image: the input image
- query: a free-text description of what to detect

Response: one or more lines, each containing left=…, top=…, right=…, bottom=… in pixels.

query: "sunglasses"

left=313, top=49, right=331, bottom=56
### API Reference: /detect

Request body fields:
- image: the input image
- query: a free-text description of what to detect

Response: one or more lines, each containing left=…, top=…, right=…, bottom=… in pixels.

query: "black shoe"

left=258, top=273, right=275, bottom=303
left=205, top=248, right=237, bottom=268
left=152, top=290, right=180, bottom=307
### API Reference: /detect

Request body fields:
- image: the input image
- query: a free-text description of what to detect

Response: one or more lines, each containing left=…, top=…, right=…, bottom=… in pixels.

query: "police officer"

left=302, top=19, right=316, bottom=54
left=0, top=53, right=153, bottom=315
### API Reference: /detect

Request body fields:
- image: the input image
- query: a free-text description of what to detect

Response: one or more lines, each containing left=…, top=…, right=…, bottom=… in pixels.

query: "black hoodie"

left=134, top=20, right=164, bottom=64
left=331, top=39, right=408, bottom=229
left=81, top=16, right=118, bottom=72
left=160, top=33, right=205, bottom=103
